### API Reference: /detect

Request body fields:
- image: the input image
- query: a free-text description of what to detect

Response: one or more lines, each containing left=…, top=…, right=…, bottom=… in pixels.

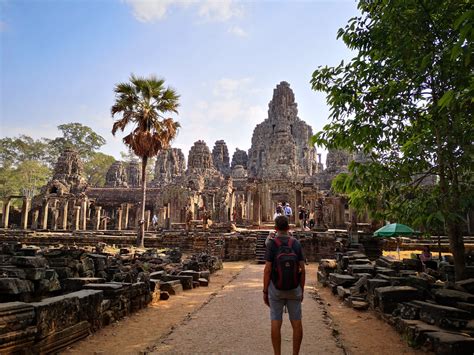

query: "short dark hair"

left=275, top=215, right=289, bottom=231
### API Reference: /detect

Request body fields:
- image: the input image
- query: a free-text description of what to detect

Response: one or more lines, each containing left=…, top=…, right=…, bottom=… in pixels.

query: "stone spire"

left=212, top=140, right=230, bottom=177
left=187, top=140, right=215, bottom=173
left=152, top=148, right=186, bottom=186
left=127, top=161, right=141, bottom=187
left=231, top=148, right=248, bottom=170
left=105, top=161, right=128, bottom=187
left=247, top=81, right=316, bottom=179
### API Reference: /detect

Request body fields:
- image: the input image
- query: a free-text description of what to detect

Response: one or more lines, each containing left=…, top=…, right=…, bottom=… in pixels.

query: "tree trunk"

left=137, top=156, right=148, bottom=248
left=447, top=220, right=466, bottom=281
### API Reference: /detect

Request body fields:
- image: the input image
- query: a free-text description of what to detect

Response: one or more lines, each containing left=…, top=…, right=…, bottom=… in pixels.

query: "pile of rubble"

left=318, top=252, right=474, bottom=354
left=0, top=242, right=222, bottom=353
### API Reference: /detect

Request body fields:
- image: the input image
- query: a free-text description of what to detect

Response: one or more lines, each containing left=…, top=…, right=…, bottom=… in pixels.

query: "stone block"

left=31, top=294, right=81, bottom=338
left=160, top=281, right=183, bottom=295
left=424, top=331, right=474, bottom=355
left=149, top=271, right=166, bottom=280
left=0, top=267, right=26, bottom=279
left=350, top=299, right=370, bottom=310
left=328, top=273, right=356, bottom=287
left=348, top=264, right=374, bottom=276
left=367, top=279, right=391, bottom=294
left=83, top=282, right=125, bottom=298
left=337, top=286, right=350, bottom=299
left=375, top=286, right=421, bottom=313
left=162, top=275, right=193, bottom=290
left=432, top=288, right=474, bottom=307
left=33, top=320, right=90, bottom=354
left=199, top=270, right=211, bottom=281
left=53, top=267, right=74, bottom=279
left=198, top=278, right=209, bottom=287
left=393, top=318, right=441, bottom=348
left=10, top=256, right=48, bottom=268
left=456, top=302, right=474, bottom=317
left=62, top=277, right=106, bottom=292
left=455, top=278, right=474, bottom=294
left=0, top=326, right=36, bottom=353
left=0, top=278, right=34, bottom=295
left=374, top=267, right=397, bottom=277
left=180, top=270, right=200, bottom=281
left=23, top=268, right=46, bottom=281
left=160, top=291, right=170, bottom=300
left=402, top=258, right=422, bottom=271
left=412, top=300, right=471, bottom=330
left=0, top=302, right=35, bottom=335
left=68, top=290, right=104, bottom=331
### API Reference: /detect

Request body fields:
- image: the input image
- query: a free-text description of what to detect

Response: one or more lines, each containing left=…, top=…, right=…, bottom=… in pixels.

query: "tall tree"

left=311, top=1, right=473, bottom=280
left=83, top=152, right=116, bottom=187
left=47, top=122, right=106, bottom=163
left=111, top=74, right=180, bottom=247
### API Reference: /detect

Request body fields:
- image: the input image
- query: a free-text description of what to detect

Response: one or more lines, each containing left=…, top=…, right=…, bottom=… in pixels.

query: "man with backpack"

left=263, top=215, right=305, bottom=355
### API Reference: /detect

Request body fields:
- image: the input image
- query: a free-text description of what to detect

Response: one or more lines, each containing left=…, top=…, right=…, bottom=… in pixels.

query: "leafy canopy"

left=311, top=0, right=473, bottom=232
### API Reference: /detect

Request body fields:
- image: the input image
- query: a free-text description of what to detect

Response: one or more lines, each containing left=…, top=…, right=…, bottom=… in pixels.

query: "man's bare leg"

left=271, top=320, right=283, bottom=355
left=290, top=319, right=303, bottom=355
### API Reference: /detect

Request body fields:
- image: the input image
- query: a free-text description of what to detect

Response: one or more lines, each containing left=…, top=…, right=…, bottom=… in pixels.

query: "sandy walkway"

left=150, top=263, right=342, bottom=354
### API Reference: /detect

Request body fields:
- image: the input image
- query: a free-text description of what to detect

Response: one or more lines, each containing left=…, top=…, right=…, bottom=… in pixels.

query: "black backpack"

left=271, top=237, right=300, bottom=290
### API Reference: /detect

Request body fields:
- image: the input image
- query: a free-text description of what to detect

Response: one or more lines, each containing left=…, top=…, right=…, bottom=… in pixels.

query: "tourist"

left=283, top=203, right=292, bottom=220
left=298, top=206, right=307, bottom=231
left=420, top=245, right=435, bottom=270
left=152, top=214, right=158, bottom=229
left=263, top=215, right=305, bottom=355
left=308, top=210, right=315, bottom=229
left=273, top=204, right=284, bottom=220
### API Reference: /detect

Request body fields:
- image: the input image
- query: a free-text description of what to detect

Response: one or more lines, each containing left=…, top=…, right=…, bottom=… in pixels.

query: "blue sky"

left=1, top=0, right=359, bottom=164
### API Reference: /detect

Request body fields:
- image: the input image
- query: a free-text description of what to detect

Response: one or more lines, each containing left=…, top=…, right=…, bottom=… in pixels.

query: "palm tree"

left=111, top=74, right=180, bottom=248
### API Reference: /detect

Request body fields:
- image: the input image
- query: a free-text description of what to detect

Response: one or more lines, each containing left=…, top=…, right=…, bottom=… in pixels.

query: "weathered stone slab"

left=160, top=291, right=170, bottom=300
left=180, top=270, right=200, bottom=281
left=350, top=299, right=370, bottom=310
left=337, top=286, right=350, bottom=299
left=0, top=326, right=36, bottom=351
left=33, top=320, right=90, bottom=354
left=413, top=300, right=470, bottom=330
left=31, top=294, right=81, bottom=338
left=348, top=264, right=375, bottom=276
left=0, top=302, right=35, bottom=335
left=160, top=280, right=183, bottom=295
left=0, top=267, right=26, bottom=279
left=199, top=270, right=210, bottom=281
left=329, top=273, right=356, bottom=287
left=68, top=290, right=103, bottom=331
left=198, top=278, right=208, bottom=287
left=375, top=267, right=397, bottom=277
left=432, top=288, right=474, bottom=307
left=375, top=286, right=421, bottom=313
left=0, top=278, right=34, bottom=295
left=62, top=277, right=106, bottom=292
left=162, top=275, right=193, bottom=290
left=393, top=318, right=441, bottom=348
left=455, top=278, right=474, bottom=294
left=456, top=302, right=474, bottom=316
left=83, top=283, right=124, bottom=298
left=367, top=279, right=391, bottom=294
left=424, top=331, right=474, bottom=355
left=149, top=271, right=166, bottom=280
left=24, top=268, right=46, bottom=281
left=10, top=256, right=48, bottom=269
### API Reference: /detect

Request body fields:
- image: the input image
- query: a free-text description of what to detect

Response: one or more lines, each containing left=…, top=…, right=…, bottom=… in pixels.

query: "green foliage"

left=312, top=0, right=473, bottom=278
left=47, top=122, right=106, bottom=163
left=0, top=160, right=50, bottom=203
left=83, top=152, right=116, bottom=187
left=0, top=135, right=51, bottom=168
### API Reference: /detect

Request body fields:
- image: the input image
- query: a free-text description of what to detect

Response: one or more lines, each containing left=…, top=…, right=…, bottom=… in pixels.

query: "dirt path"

left=66, top=262, right=421, bottom=354
left=65, top=262, right=249, bottom=354
left=150, top=263, right=342, bottom=355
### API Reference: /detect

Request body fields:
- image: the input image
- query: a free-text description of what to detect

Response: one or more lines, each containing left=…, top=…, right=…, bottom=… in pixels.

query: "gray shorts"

left=268, top=282, right=302, bottom=321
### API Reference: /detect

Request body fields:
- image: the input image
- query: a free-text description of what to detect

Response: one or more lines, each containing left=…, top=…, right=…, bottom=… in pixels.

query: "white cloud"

left=197, top=0, right=242, bottom=22
left=213, top=77, right=252, bottom=98
left=125, top=0, right=242, bottom=23
left=227, top=25, right=247, bottom=38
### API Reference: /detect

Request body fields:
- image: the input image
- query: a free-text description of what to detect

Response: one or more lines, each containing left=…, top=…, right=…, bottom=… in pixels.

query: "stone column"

left=145, top=210, right=151, bottom=231
left=116, top=208, right=123, bottom=231
left=122, top=203, right=130, bottom=229
left=134, top=205, right=141, bottom=228
left=31, top=210, right=39, bottom=230
left=60, top=200, right=69, bottom=230
left=81, top=199, right=88, bottom=230
left=41, top=199, right=49, bottom=229
left=20, top=197, right=31, bottom=230
left=101, top=215, right=108, bottom=230
left=74, top=206, right=81, bottom=231
left=52, top=208, right=60, bottom=230
left=2, top=198, right=12, bottom=228
left=95, top=207, right=102, bottom=230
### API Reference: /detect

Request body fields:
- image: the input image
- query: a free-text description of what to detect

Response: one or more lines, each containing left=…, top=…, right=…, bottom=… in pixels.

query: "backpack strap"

left=288, top=237, right=294, bottom=249
left=273, top=237, right=282, bottom=248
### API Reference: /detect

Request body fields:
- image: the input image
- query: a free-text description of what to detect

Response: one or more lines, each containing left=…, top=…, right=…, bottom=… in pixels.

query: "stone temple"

left=3, top=81, right=360, bottom=231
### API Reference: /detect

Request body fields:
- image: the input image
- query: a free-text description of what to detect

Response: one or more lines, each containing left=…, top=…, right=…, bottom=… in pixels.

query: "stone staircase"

left=255, top=232, right=269, bottom=264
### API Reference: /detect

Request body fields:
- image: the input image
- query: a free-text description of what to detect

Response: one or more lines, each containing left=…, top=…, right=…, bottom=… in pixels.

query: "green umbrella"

left=373, top=223, right=415, bottom=237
